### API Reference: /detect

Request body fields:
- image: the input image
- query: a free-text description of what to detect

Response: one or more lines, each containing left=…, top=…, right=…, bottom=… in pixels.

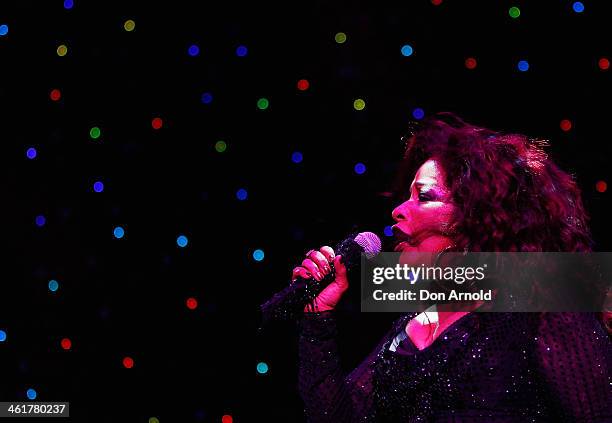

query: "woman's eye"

left=418, top=193, right=432, bottom=202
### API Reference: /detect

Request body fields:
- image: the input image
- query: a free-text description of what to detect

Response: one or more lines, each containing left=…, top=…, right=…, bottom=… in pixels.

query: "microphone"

left=259, top=231, right=382, bottom=326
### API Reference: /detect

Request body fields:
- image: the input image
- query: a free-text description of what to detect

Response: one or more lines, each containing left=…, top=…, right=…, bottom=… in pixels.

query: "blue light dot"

left=236, top=45, right=248, bottom=57
left=412, top=108, right=425, bottom=120
left=384, top=226, right=393, bottom=237
left=253, top=249, right=265, bottom=261
left=0, top=330, right=6, bottom=342
left=48, top=280, right=59, bottom=292
left=256, top=362, right=269, bottom=374
left=26, top=389, right=37, bottom=400
left=113, top=226, right=125, bottom=239
left=93, top=181, right=104, bottom=192
left=236, top=188, right=248, bottom=201
left=517, top=60, right=530, bottom=72
left=354, top=163, right=366, bottom=175
left=0, top=25, right=8, bottom=36
left=401, top=44, right=413, bottom=57
left=26, top=147, right=37, bottom=159
left=35, top=215, right=46, bottom=227
left=177, top=235, right=189, bottom=248
left=572, top=2, right=584, bottom=13
left=63, top=0, right=74, bottom=9
left=201, top=92, right=213, bottom=104
left=188, top=44, right=200, bottom=56
left=291, top=151, right=303, bottom=163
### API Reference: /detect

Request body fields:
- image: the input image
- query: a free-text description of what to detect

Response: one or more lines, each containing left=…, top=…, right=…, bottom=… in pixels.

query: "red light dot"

left=221, top=415, right=233, bottom=423
left=596, top=181, right=607, bottom=193
left=465, top=57, right=477, bottom=70
left=297, top=79, right=310, bottom=91
left=60, top=338, right=72, bottom=350
left=186, top=297, right=198, bottom=310
left=599, top=57, right=610, bottom=71
left=152, top=117, right=163, bottom=130
left=50, top=89, right=61, bottom=101
left=431, top=0, right=443, bottom=5
left=123, top=356, right=134, bottom=369
left=560, top=119, right=572, bottom=132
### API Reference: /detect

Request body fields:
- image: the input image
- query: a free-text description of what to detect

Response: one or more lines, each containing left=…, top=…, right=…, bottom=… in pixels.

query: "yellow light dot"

left=148, top=418, right=159, bottom=423
left=335, top=32, right=347, bottom=44
left=124, top=20, right=136, bottom=32
left=353, top=98, right=366, bottom=111
left=57, top=44, right=68, bottom=57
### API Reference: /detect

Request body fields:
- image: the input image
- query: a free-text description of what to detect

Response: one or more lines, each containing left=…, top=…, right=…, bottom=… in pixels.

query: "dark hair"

left=394, top=112, right=592, bottom=252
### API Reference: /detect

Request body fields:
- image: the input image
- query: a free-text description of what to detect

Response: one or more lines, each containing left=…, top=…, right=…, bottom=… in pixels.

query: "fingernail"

left=317, top=272, right=323, bottom=280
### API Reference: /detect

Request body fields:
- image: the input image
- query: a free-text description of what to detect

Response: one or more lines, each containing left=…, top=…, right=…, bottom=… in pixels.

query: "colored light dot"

left=188, top=44, right=200, bottom=56
left=26, top=147, right=37, bottom=159
left=0, top=330, right=6, bottom=342
left=572, top=2, right=584, bottom=13
left=509, top=6, right=521, bottom=18
left=123, top=357, right=134, bottom=369
left=215, top=140, right=227, bottom=153
left=596, top=180, right=607, bottom=193
left=222, top=415, right=233, bottom=423
left=465, top=57, right=477, bottom=69
left=297, top=79, right=310, bottom=91
left=253, top=249, right=265, bottom=261
left=236, top=45, right=248, bottom=57
left=560, top=119, right=572, bottom=132
left=599, top=57, right=610, bottom=71
left=431, top=0, right=443, bottom=5
left=201, top=92, right=213, bottom=104
left=354, top=163, right=366, bottom=175
left=517, top=60, right=529, bottom=72
left=63, top=0, right=74, bottom=9
left=57, top=44, right=68, bottom=56
left=384, top=226, right=393, bottom=237
left=257, top=98, right=269, bottom=110
left=353, top=98, right=366, bottom=111
left=149, top=418, right=160, bottom=423
left=93, top=181, right=104, bottom=193
left=50, top=88, right=61, bottom=101
left=256, top=362, right=269, bottom=374
left=113, top=226, right=125, bottom=239
left=26, top=389, right=37, bottom=400
left=291, top=151, right=303, bottom=163
left=48, top=280, right=59, bottom=292
left=412, top=108, right=425, bottom=120
left=236, top=188, right=248, bottom=201
left=124, top=19, right=135, bottom=32
left=400, top=44, right=413, bottom=57
left=0, top=25, right=8, bottom=36
left=334, top=32, right=347, bottom=44
left=60, top=338, right=72, bottom=350
left=152, top=117, right=163, bottom=129
left=186, top=297, right=198, bottom=310
left=177, top=235, right=189, bottom=248
left=89, top=126, right=101, bottom=139
left=35, top=215, right=46, bottom=227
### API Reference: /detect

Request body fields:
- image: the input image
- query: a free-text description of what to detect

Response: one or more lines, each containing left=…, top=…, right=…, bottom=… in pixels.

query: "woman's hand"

left=291, top=246, right=348, bottom=312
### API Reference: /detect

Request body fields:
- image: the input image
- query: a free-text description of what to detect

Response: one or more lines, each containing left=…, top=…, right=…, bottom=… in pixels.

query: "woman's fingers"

left=301, top=258, right=323, bottom=281
left=319, top=246, right=335, bottom=263
left=292, top=266, right=311, bottom=282
left=308, top=250, right=331, bottom=275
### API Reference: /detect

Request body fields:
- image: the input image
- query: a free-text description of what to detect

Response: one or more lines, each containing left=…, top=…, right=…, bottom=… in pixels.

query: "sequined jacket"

left=298, top=312, right=612, bottom=422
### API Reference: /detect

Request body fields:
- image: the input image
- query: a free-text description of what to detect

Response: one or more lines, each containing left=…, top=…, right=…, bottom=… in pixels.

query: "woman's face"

left=392, top=158, right=456, bottom=256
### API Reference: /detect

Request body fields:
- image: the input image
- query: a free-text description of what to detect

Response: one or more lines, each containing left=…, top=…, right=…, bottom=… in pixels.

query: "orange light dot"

left=186, top=297, right=198, bottom=310
left=50, top=89, right=61, bottom=101
left=123, top=356, right=134, bottom=368
left=60, top=338, right=72, bottom=350
left=221, top=415, right=233, bottom=423
left=297, top=79, right=310, bottom=91
left=596, top=181, right=607, bottom=193
left=599, top=57, right=610, bottom=71
left=560, top=119, right=572, bottom=132
left=431, top=0, right=443, bottom=5
left=152, top=117, right=163, bottom=130
left=465, top=57, right=477, bottom=70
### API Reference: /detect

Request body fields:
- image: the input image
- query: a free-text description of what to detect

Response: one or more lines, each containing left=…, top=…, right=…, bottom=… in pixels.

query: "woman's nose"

left=392, top=201, right=410, bottom=222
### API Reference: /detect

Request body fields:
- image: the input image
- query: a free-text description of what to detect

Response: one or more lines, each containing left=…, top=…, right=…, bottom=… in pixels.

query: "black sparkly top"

left=298, top=312, right=612, bottom=422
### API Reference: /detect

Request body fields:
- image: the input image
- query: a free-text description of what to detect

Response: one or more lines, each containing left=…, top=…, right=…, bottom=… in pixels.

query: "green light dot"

left=257, top=98, right=269, bottom=110
left=89, top=127, right=101, bottom=139
left=509, top=6, right=520, bottom=18
left=215, top=140, right=227, bottom=153
left=335, top=32, right=347, bottom=44
left=124, top=20, right=136, bottom=32
left=353, top=98, right=366, bottom=111
left=57, top=44, right=68, bottom=56
left=148, top=418, right=159, bottom=423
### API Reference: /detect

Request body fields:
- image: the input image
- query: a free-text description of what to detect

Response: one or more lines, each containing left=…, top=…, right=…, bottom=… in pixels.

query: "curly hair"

left=394, top=112, right=593, bottom=253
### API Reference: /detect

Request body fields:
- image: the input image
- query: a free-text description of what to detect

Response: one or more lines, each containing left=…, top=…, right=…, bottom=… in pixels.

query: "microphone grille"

left=354, top=232, right=382, bottom=258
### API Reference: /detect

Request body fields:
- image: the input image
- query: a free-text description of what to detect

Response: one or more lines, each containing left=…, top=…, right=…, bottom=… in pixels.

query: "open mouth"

left=392, top=226, right=414, bottom=251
